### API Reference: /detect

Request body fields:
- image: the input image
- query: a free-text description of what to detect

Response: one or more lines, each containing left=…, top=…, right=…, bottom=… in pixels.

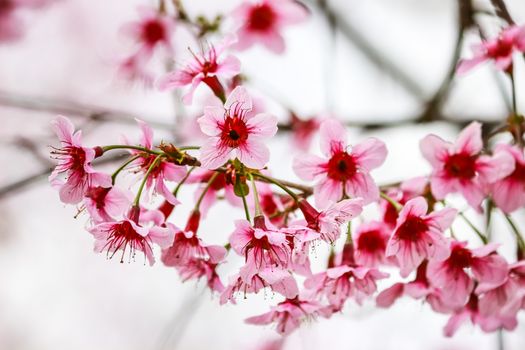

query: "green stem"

left=509, top=66, right=518, bottom=116
left=346, top=222, right=352, bottom=243
left=111, top=155, right=140, bottom=185
left=102, top=145, right=163, bottom=156
left=380, top=191, right=402, bottom=211
left=241, top=191, right=251, bottom=222
left=194, top=172, right=219, bottom=211
left=459, top=212, right=488, bottom=244
left=248, top=173, right=262, bottom=217
left=504, top=214, right=525, bottom=251
left=134, top=155, right=163, bottom=206
left=178, top=146, right=200, bottom=151
left=252, top=172, right=300, bottom=202
left=174, top=166, right=196, bottom=197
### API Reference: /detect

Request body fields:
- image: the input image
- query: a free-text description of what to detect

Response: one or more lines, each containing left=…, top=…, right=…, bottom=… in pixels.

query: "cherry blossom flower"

left=197, top=86, right=278, bottom=169
left=189, top=169, right=241, bottom=217
left=161, top=211, right=227, bottom=267
left=88, top=207, right=173, bottom=266
left=245, top=297, right=332, bottom=335
left=353, top=220, right=391, bottom=267
left=176, top=256, right=225, bottom=293
left=160, top=37, right=241, bottom=104
left=420, top=121, right=515, bottom=211
left=84, top=186, right=133, bottom=223
left=457, top=25, right=525, bottom=74
left=296, top=197, right=364, bottom=243
left=294, top=119, right=387, bottom=208
left=385, top=197, right=456, bottom=277
left=232, top=0, right=308, bottom=54
left=289, top=113, right=321, bottom=151
left=229, top=216, right=292, bottom=278
left=490, top=144, right=525, bottom=213
left=426, top=241, right=508, bottom=309
left=49, top=116, right=111, bottom=204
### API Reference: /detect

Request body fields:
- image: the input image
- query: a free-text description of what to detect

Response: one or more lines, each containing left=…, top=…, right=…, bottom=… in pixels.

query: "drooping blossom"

left=88, top=207, right=173, bottom=266
left=420, top=121, right=515, bottom=211
left=127, top=119, right=186, bottom=205
left=197, top=86, right=278, bottom=169
left=490, top=144, right=525, bottom=213
left=245, top=297, right=332, bottom=335
left=353, top=220, right=391, bottom=267
left=49, top=116, right=111, bottom=204
left=457, top=25, right=525, bottom=74
left=84, top=186, right=133, bottom=223
left=160, top=37, right=241, bottom=104
left=386, top=197, right=456, bottom=277
left=161, top=211, right=227, bottom=267
left=232, top=0, right=308, bottom=54
left=176, top=253, right=226, bottom=293
left=426, top=241, right=508, bottom=309
left=288, top=113, right=321, bottom=151
left=296, top=197, right=364, bottom=243
left=294, top=119, right=387, bottom=208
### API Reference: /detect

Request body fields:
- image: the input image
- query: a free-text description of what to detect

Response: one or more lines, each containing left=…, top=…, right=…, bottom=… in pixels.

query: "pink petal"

left=237, top=139, right=270, bottom=169
left=376, top=283, right=404, bottom=307
left=246, top=113, right=278, bottom=137
left=420, top=134, right=450, bottom=168
left=292, top=154, right=326, bottom=181
left=225, top=86, right=252, bottom=110
left=319, top=119, right=347, bottom=157
left=216, top=54, right=241, bottom=78
left=345, top=172, right=380, bottom=204
left=454, top=121, right=482, bottom=155
left=477, top=151, right=515, bottom=183
left=313, top=178, right=343, bottom=209
left=352, top=138, right=387, bottom=171
left=198, top=106, right=225, bottom=136
left=51, top=115, right=75, bottom=144
left=492, top=178, right=525, bottom=214
left=199, top=138, right=231, bottom=169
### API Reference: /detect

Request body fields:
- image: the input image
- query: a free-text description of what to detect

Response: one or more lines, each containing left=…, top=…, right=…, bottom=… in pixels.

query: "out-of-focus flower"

left=289, top=113, right=321, bottom=151
left=490, top=144, right=525, bottom=213
left=294, top=119, right=387, bottom=208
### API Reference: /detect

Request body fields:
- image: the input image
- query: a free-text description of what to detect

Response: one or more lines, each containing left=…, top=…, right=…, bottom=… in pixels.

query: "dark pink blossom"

left=353, top=221, right=391, bottom=267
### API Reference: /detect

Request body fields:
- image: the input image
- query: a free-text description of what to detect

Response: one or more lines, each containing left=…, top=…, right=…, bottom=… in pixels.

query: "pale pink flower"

left=197, top=86, right=278, bottom=169
left=245, top=297, right=332, bottom=335
left=88, top=207, right=173, bottom=266
left=427, top=241, right=508, bottom=309
left=289, top=113, right=321, bottom=151
left=490, top=144, right=525, bottom=213
left=161, top=211, right=227, bottom=267
left=84, top=186, right=133, bottom=223
left=386, top=197, right=456, bottom=277
left=294, top=119, right=387, bottom=208
left=160, top=37, right=241, bottom=104
left=457, top=25, right=525, bottom=74
left=354, top=221, right=391, bottom=267
left=49, top=116, right=111, bottom=204
left=420, top=121, right=515, bottom=211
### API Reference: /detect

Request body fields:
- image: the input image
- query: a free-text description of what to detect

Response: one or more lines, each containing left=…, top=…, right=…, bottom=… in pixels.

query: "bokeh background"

left=1, top=0, right=525, bottom=349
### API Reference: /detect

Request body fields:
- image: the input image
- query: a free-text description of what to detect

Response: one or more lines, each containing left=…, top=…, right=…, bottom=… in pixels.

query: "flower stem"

left=194, top=171, right=219, bottom=211
left=174, top=166, right=196, bottom=197
left=503, top=214, right=525, bottom=252
left=459, top=212, right=488, bottom=244
left=248, top=173, right=262, bottom=217
left=178, top=146, right=201, bottom=151
left=102, top=145, right=163, bottom=155
left=111, top=155, right=140, bottom=185
left=133, top=155, right=163, bottom=206
left=252, top=172, right=300, bottom=202
left=380, top=191, right=402, bottom=212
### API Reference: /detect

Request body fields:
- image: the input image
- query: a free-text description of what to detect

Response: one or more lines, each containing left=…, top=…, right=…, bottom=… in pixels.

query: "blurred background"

left=1, top=0, right=525, bottom=349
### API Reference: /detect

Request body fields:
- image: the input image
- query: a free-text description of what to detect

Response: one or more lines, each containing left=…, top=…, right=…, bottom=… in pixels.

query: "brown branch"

left=489, top=0, right=514, bottom=25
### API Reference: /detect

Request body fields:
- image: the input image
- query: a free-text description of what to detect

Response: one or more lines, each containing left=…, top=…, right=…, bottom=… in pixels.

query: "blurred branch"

left=489, top=0, right=514, bottom=25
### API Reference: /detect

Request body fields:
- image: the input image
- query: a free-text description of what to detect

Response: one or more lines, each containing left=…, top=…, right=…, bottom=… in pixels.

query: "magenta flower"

left=426, top=241, right=508, bottom=308
left=88, top=208, right=173, bottom=266
left=457, top=25, right=525, bottom=74
left=84, top=186, right=133, bottom=223
left=245, top=297, right=332, bottom=335
left=297, top=197, right=364, bottom=243
left=353, top=221, right=391, bottom=267
left=160, top=37, right=241, bottom=104
left=294, top=119, right=387, bottom=208
left=197, top=86, right=278, bottom=169
left=420, top=121, right=515, bottom=211
left=491, top=144, right=525, bottom=213
left=232, top=0, right=308, bottom=54
left=385, top=197, right=456, bottom=277
left=49, top=116, right=111, bottom=204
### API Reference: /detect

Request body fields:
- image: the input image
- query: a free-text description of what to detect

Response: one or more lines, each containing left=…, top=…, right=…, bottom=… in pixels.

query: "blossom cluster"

left=48, top=0, right=525, bottom=340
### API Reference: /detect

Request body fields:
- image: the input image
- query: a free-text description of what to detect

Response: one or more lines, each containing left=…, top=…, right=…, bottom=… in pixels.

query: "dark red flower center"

left=86, top=186, right=111, bottom=210
left=248, top=3, right=276, bottom=31
left=0, top=0, right=14, bottom=14
left=448, top=246, right=472, bottom=269
left=142, top=19, right=166, bottom=45
left=357, top=229, right=386, bottom=253
left=487, top=37, right=514, bottom=59
left=444, top=153, right=477, bottom=179
left=104, top=221, right=151, bottom=263
left=220, top=115, right=249, bottom=148
left=510, top=162, right=525, bottom=182
left=396, top=216, right=428, bottom=241
left=327, top=151, right=357, bottom=182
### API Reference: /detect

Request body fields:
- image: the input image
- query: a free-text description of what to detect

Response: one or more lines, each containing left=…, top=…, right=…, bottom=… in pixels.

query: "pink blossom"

left=0, top=0, right=22, bottom=42
left=197, top=86, right=278, bottom=169
left=176, top=257, right=225, bottom=293
left=88, top=207, right=173, bottom=266
left=420, top=121, right=515, bottom=211
left=294, top=119, right=387, bottom=208
left=427, top=241, right=508, bottom=309
left=49, top=116, right=111, bottom=204
left=354, top=221, right=391, bottom=267
left=84, top=186, right=133, bottom=223
left=232, top=0, right=308, bottom=54
left=160, top=37, right=241, bottom=104
left=297, top=197, right=363, bottom=243
left=490, top=144, right=525, bottom=213
left=245, top=297, right=332, bottom=335
left=161, top=211, right=227, bottom=267
left=289, top=113, right=321, bottom=151
left=229, top=216, right=292, bottom=277
left=457, top=25, right=525, bottom=74
left=386, top=197, right=456, bottom=277
left=189, top=169, right=241, bottom=217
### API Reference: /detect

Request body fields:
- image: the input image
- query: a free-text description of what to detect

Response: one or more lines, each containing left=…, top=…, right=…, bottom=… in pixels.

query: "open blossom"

left=232, top=0, right=308, bottom=54
left=490, top=144, right=525, bottom=213
left=160, top=37, right=241, bottom=104
left=197, top=86, right=278, bottom=169
left=294, top=119, right=387, bottom=208
left=84, top=186, right=133, bottom=223
left=49, top=116, right=111, bottom=204
left=88, top=207, right=173, bottom=266
left=386, top=197, right=456, bottom=277
left=426, top=241, right=508, bottom=309
left=420, top=121, right=515, bottom=211
left=457, top=25, right=525, bottom=74
left=245, top=297, right=332, bottom=335
left=353, top=221, right=391, bottom=267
